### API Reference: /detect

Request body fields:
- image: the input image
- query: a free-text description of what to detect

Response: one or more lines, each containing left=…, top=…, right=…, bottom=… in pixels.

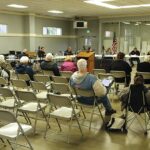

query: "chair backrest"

left=11, top=79, right=29, bottom=90
left=34, top=74, right=51, bottom=84
left=73, top=87, right=95, bottom=97
left=98, top=73, right=113, bottom=80
left=0, top=77, right=7, bottom=85
left=43, top=70, right=54, bottom=76
left=0, top=87, right=14, bottom=97
left=51, top=82, right=71, bottom=94
left=110, top=70, right=126, bottom=78
left=127, top=84, right=146, bottom=113
left=52, top=76, right=68, bottom=83
left=136, top=72, right=150, bottom=80
left=30, top=81, right=47, bottom=91
left=15, top=90, right=37, bottom=102
left=47, top=93, right=72, bottom=107
left=60, top=71, right=73, bottom=78
left=93, top=69, right=106, bottom=76
left=0, top=110, right=16, bottom=123
left=17, top=74, right=30, bottom=81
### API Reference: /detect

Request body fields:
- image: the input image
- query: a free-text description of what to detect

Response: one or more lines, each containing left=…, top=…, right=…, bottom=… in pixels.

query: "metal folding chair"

left=0, top=110, right=33, bottom=150
left=52, top=76, right=69, bottom=83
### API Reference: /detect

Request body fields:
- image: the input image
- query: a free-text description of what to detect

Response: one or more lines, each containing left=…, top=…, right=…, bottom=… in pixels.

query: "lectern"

left=77, top=51, right=95, bottom=73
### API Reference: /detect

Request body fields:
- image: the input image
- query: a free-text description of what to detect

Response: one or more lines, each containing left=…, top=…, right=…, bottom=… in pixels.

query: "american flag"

left=112, top=32, right=117, bottom=54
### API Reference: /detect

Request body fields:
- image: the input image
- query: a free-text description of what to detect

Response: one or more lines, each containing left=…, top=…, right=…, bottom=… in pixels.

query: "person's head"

left=20, top=56, right=29, bottom=64
left=134, top=74, right=144, bottom=85
left=77, top=59, right=87, bottom=72
left=64, top=56, right=72, bottom=62
left=40, top=47, right=45, bottom=51
left=0, top=55, right=5, bottom=63
left=45, top=53, right=53, bottom=61
left=144, top=55, right=150, bottom=63
left=67, top=47, right=72, bottom=52
left=23, top=49, right=28, bottom=53
left=117, top=52, right=125, bottom=60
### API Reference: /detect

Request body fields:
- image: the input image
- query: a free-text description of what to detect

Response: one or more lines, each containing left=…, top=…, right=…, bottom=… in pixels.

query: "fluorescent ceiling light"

left=7, top=4, right=28, bottom=8
left=84, top=0, right=118, bottom=9
left=84, top=0, right=150, bottom=9
left=145, top=23, right=150, bottom=25
left=48, top=10, right=64, bottom=14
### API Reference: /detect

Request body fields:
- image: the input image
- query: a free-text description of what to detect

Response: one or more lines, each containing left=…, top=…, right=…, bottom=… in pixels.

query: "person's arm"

left=53, top=63, right=60, bottom=76
left=93, top=79, right=107, bottom=97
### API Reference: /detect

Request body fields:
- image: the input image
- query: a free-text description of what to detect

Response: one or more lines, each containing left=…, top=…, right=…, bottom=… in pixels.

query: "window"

left=0, top=24, right=7, bottom=33
left=43, top=27, right=62, bottom=35
left=105, top=31, right=113, bottom=38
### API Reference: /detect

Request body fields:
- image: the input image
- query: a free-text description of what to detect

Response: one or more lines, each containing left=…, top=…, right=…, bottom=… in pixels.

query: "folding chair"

left=0, top=77, right=9, bottom=87
left=93, top=69, right=106, bottom=77
left=124, top=85, right=150, bottom=134
left=11, top=79, right=30, bottom=91
left=0, top=110, right=33, bottom=150
left=110, top=70, right=126, bottom=93
left=42, top=70, right=54, bottom=76
left=73, top=87, right=105, bottom=130
left=44, top=93, right=83, bottom=143
left=17, top=74, right=30, bottom=81
left=60, top=71, right=73, bottom=79
left=15, top=90, right=49, bottom=134
left=136, top=72, right=150, bottom=87
left=33, top=74, right=51, bottom=87
left=0, top=87, right=18, bottom=111
left=52, top=76, right=69, bottom=83
left=30, top=81, right=48, bottom=102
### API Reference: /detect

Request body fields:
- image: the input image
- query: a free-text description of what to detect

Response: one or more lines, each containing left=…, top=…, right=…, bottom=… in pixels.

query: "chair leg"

left=33, top=112, right=39, bottom=135
left=97, top=105, right=105, bottom=124
left=41, top=109, right=51, bottom=129
left=89, top=107, right=95, bottom=130
left=55, top=118, right=62, bottom=131
left=67, top=119, right=73, bottom=143
left=75, top=116, right=83, bottom=137
left=7, top=139, right=14, bottom=150
left=80, top=106, right=86, bottom=119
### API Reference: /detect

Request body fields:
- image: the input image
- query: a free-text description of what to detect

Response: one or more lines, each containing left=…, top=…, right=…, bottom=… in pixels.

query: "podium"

left=77, top=51, right=95, bottom=73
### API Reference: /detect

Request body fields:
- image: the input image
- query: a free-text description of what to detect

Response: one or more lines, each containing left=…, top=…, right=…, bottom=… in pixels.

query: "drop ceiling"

left=0, top=0, right=150, bottom=18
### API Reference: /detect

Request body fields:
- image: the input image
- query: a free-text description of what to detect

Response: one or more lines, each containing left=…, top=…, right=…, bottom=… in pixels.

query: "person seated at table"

left=137, top=55, right=150, bottom=84
left=37, top=46, right=46, bottom=59
left=15, top=56, right=35, bottom=85
left=70, top=58, right=116, bottom=116
left=64, top=47, right=73, bottom=56
left=129, top=47, right=140, bottom=67
left=40, top=53, right=60, bottom=76
left=60, top=56, right=77, bottom=72
left=110, top=52, right=132, bottom=86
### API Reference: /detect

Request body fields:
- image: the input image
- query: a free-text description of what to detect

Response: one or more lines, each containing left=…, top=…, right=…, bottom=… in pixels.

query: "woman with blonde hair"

left=60, top=56, right=77, bottom=72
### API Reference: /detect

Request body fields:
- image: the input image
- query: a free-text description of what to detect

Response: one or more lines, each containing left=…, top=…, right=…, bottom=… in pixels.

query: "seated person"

left=60, top=56, right=77, bottom=72
left=119, top=74, right=150, bottom=111
left=129, top=47, right=140, bottom=67
left=70, top=59, right=116, bottom=116
left=15, top=56, right=35, bottom=85
left=64, top=47, right=73, bottom=56
left=137, top=55, right=150, bottom=84
left=0, top=55, right=10, bottom=83
left=37, top=46, right=46, bottom=59
left=18, top=49, right=28, bottom=59
left=110, top=52, right=132, bottom=86
left=40, top=53, right=60, bottom=76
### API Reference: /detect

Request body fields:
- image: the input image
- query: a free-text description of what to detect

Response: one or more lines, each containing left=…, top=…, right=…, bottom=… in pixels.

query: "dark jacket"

left=15, top=64, right=35, bottom=80
left=64, top=50, right=73, bottom=56
left=110, top=60, right=132, bottom=75
left=130, top=50, right=140, bottom=56
left=40, top=61, right=60, bottom=76
left=37, top=50, right=45, bottom=58
left=137, top=62, right=150, bottom=84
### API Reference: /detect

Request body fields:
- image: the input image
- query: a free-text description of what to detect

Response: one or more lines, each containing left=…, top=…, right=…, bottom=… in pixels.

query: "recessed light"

left=48, top=10, right=64, bottom=14
left=122, top=22, right=130, bottom=25
left=145, top=23, right=150, bottom=25
left=7, top=4, right=28, bottom=8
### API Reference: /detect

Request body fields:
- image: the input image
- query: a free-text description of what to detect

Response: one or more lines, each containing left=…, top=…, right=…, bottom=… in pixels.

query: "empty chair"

left=33, top=74, right=51, bottom=87
left=52, top=76, right=69, bottom=83
left=15, top=90, right=49, bottom=134
left=60, top=71, right=73, bottom=79
left=11, top=79, right=30, bottom=91
left=44, top=93, right=83, bottom=143
left=110, top=70, right=126, bottom=93
left=17, top=73, right=30, bottom=81
left=0, top=77, right=9, bottom=87
left=0, top=87, right=18, bottom=110
left=93, top=69, right=106, bottom=77
left=0, top=110, right=33, bottom=150
left=30, top=81, right=48, bottom=102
